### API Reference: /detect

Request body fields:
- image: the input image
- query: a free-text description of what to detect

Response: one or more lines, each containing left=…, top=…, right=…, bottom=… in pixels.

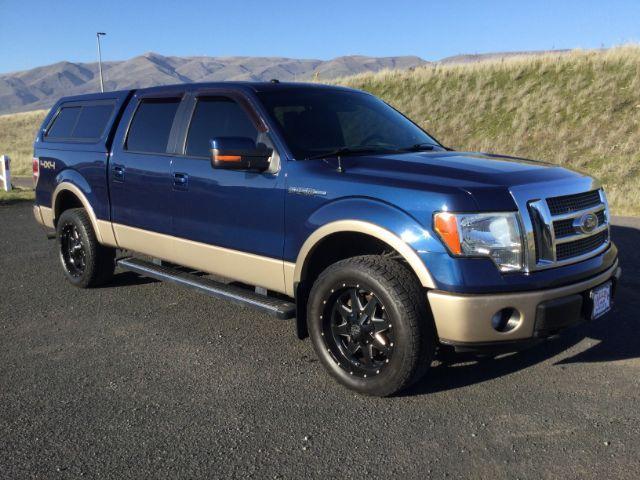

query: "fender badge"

left=40, top=160, right=55, bottom=170
left=288, top=187, right=327, bottom=197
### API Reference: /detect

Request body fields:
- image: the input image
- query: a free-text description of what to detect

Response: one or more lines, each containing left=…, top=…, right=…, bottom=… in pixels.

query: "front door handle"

left=173, top=172, right=189, bottom=189
left=113, top=165, right=125, bottom=181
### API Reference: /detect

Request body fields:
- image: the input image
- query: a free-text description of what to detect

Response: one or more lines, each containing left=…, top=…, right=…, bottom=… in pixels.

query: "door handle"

left=113, top=165, right=125, bottom=181
left=173, top=172, right=189, bottom=188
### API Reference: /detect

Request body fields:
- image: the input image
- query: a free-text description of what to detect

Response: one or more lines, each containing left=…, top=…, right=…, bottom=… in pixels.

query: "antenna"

left=96, top=32, right=107, bottom=92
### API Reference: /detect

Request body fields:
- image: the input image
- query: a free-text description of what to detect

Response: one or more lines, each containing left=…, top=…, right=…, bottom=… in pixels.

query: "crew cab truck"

left=32, top=82, right=621, bottom=396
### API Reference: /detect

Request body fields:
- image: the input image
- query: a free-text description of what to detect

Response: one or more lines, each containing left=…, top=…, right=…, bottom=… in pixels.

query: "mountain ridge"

left=0, top=48, right=582, bottom=114
left=0, top=53, right=427, bottom=114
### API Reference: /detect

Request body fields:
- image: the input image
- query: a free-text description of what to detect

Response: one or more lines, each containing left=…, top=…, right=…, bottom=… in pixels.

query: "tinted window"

left=46, top=107, right=81, bottom=138
left=258, top=89, right=440, bottom=159
left=73, top=104, right=114, bottom=139
left=186, top=97, right=258, bottom=157
left=126, top=98, right=181, bottom=153
left=46, top=103, right=115, bottom=141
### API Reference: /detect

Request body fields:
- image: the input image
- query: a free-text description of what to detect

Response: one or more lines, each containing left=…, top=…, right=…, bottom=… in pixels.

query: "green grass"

left=1, top=46, right=639, bottom=214
left=0, top=188, right=35, bottom=206
left=0, top=109, right=47, bottom=176
left=334, top=46, right=640, bottom=216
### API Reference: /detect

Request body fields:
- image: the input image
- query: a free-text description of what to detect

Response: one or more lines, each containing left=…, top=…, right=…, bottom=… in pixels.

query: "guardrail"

left=0, top=155, right=11, bottom=192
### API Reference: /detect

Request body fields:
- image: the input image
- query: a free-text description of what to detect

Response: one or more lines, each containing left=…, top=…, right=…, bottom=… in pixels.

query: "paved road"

left=1, top=203, right=639, bottom=479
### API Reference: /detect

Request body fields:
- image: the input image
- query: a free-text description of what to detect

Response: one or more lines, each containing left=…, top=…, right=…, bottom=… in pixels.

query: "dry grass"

left=1, top=47, right=639, bottom=214
left=0, top=188, right=35, bottom=205
left=0, top=109, right=47, bottom=176
left=335, top=46, right=640, bottom=216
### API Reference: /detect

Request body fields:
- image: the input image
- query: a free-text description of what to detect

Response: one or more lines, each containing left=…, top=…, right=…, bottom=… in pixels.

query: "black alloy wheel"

left=322, top=285, right=395, bottom=378
left=60, top=223, right=87, bottom=278
left=56, top=208, right=115, bottom=288
left=307, top=255, right=435, bottom=396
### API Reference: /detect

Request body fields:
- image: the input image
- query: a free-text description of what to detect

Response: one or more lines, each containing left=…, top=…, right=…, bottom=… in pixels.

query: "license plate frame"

left=590, top=281, right=612, bottom=320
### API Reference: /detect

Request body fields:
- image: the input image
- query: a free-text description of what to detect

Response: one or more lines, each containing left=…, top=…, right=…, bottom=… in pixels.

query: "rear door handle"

left=173, top=172, right=189, bottom=189
left=113, top=165, right=125, bottom=181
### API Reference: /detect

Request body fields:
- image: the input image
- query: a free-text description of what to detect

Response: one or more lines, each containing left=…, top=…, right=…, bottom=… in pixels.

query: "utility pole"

left=96, top=32, right=106, bottom=92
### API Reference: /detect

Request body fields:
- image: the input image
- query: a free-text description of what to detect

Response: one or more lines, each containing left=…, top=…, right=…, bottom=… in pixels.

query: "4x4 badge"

left=40, top=160, right=55, bottom=170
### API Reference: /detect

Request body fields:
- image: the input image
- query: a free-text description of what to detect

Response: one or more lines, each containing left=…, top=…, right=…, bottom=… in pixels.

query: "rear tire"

left=307, top=255, right=434, bottom=397
left=56, top=208, right=115, bottom=288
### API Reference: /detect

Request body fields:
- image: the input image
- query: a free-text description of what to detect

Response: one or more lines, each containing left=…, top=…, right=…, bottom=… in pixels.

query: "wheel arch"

left=290, top=220, right=436, bottom=340
left=294, top=220, right=435, bottom=290
left=52, top=182, right=117, bottom=246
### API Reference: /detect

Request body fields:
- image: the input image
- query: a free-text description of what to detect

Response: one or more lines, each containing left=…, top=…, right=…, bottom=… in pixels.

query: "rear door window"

left=125, top=98, right=181, bottom=154
left=185, top=97, right=258, bottom=157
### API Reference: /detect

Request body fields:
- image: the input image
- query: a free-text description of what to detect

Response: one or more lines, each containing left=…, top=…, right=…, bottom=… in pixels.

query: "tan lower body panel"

left=34, top=204, right=118, bottom=247
left=283, top=262, right=296, bottom=297
left=33, top=205, right=44, bottom=226
left=428, top=262, right=619, bottom=344
left=34, top=205, right=54, bottom=228
left=113, top=223, right=288, bottom=294
left=96, top=220, right=118, bottom=247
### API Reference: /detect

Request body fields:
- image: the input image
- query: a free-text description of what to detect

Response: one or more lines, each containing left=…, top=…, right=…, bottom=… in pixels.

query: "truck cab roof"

left=52, top=81, right=360, bottom=105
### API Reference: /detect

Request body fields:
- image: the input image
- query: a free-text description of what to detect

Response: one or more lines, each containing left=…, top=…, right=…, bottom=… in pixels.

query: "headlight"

left=434, top=212, right=524, bottom=272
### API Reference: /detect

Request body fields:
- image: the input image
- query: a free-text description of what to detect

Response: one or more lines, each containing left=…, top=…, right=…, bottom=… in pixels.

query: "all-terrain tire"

left=307, top=255, right=435, bottom=396
left=56, top=208, right=115, bottom=288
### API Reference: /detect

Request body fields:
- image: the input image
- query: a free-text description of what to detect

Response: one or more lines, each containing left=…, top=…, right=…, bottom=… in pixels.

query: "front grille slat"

left=553, top=219, right=576, bottom=238
left=546, top=190, right=601, bottom=215
left=556, top=231, right=608, bottom=261
left=552, top=208, right=607, bottom=239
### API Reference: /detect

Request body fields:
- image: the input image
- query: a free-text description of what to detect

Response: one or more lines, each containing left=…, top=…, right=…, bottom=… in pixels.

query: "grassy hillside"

left=0, top=109, right=47, bottom=176
left=336, top=46, right=640, bottom=216
left=0, top=46, right=638, bottom=214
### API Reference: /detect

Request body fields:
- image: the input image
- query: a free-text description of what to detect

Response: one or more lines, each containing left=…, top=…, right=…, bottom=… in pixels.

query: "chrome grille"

left=553, top=218, right=576, bottom=238
left=528, top=189, right=610, bottom=268
left=547, top=190, right=601, bottom=215
left=556, top=231, right=609, bottom=261
left=553, top=209, right=607, bottom=239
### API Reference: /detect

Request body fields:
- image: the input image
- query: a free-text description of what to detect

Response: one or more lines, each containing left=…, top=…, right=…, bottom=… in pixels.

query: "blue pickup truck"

left=32, top=82, right=620, bottom=396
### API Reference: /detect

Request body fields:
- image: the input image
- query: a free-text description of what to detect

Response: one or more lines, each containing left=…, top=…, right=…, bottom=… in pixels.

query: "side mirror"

left=210, top=137, right=272, bottom=172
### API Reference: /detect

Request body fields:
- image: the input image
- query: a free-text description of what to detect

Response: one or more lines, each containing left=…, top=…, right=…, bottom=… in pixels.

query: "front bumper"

left=428, top=261, right=620, bottom=351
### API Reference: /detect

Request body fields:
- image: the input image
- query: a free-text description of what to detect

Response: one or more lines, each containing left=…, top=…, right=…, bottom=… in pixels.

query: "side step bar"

left=116, top=257, right=296, bottom=319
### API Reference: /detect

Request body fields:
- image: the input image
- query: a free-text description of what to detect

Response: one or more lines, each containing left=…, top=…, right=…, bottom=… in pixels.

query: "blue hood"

left=339, top=150, right=589, bottom=210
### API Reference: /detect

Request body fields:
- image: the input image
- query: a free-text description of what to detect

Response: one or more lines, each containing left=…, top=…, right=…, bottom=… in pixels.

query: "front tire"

left=307, top=255, right=434, bottom=396
left=56, top=208, right=115, bottom=288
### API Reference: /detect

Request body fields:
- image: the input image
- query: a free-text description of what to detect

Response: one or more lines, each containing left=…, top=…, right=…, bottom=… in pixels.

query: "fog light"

left=491, top=308, right=521, bottom=332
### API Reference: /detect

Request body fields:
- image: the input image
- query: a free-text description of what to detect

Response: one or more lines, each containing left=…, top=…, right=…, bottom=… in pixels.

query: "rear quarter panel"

left=35, top=149, right=110, bottom=220
left=33, top=90, right=133, bottom=221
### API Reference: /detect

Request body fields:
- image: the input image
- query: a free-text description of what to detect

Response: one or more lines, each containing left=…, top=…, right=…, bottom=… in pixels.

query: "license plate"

left=590, top=282, right=612, bottom=320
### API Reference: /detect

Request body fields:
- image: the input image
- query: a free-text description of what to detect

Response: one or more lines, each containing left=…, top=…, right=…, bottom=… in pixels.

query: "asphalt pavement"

left=1, top=202, right=639, bottom=479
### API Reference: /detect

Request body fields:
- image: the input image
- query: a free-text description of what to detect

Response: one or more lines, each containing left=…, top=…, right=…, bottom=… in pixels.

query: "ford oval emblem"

left=574, top=212, right=598, bottom=234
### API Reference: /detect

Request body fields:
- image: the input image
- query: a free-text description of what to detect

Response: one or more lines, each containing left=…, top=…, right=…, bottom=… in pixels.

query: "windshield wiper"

left=399, top=143, right=439, bottom=152
left=305, top=146, right=388, bottom=161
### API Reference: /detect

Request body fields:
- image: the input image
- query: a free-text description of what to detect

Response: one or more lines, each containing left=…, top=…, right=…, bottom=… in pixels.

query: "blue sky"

left=1, top=0, right=639, bottom=74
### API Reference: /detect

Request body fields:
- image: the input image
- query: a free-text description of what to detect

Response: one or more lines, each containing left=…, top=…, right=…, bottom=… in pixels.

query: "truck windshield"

left=257, top=88, right=441, bottom=159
